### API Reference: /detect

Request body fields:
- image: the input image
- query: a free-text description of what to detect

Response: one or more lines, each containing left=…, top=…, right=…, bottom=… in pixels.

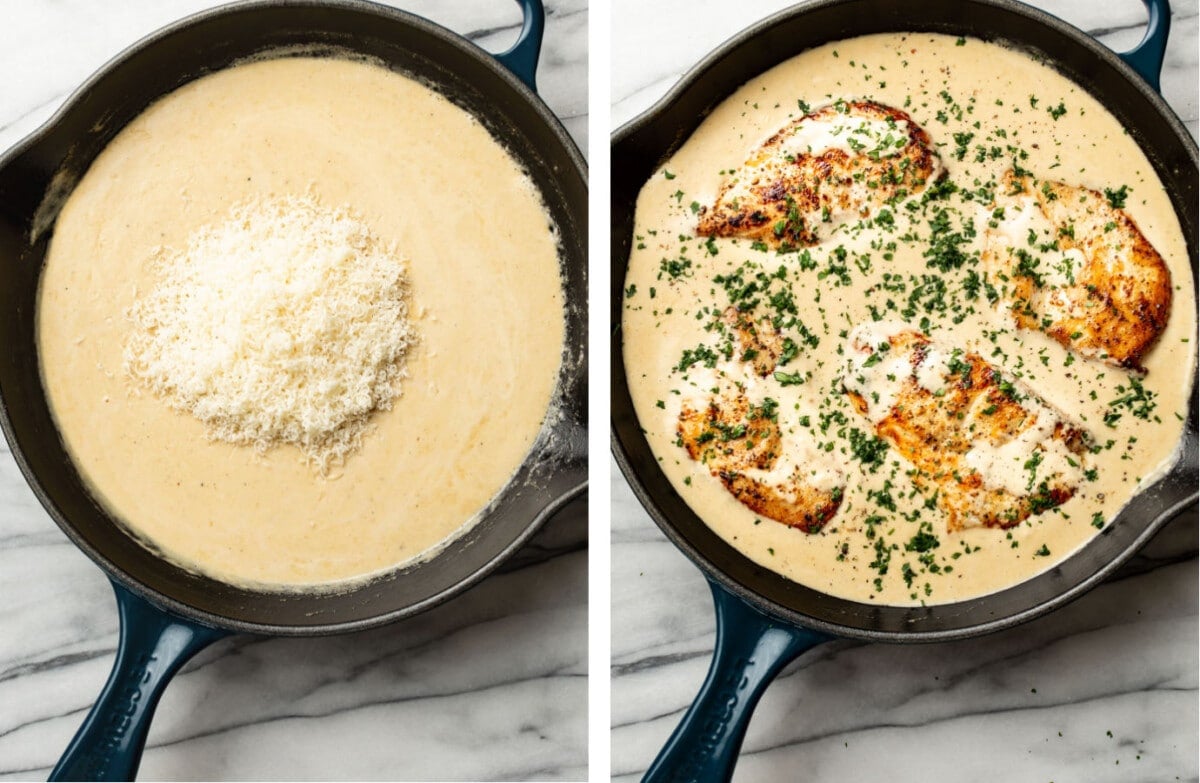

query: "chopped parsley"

left=848, top=428, right=889, bottom=470
left=1104, top=185, right=1129, bottom=210
left=675, top=344, right=719, bottom=372
left=1104, top=376, right=1157, bottom=425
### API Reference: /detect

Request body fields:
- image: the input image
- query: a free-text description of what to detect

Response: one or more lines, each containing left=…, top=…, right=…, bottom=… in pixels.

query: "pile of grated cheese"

left=124, top=194, right=415, bottom=471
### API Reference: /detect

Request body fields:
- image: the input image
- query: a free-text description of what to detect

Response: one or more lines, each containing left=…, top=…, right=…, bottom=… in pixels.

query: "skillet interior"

left=0, top=0, right=587, bottom=635
left=611, top=0, right=1198, bottom=641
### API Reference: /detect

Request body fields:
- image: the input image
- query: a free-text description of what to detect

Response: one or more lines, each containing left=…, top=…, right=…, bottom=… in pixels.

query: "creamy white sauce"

left=845, top=321, right=1084, bottom=498
left=782, top=112, right=911, bottom=158
left=962, top=421, right=1079, bottom=498
left=38, top=57, right=564, bottom=589
left=623, top=33, right=1195, bottom=605
left=987, top=189, right=1110, bottom=327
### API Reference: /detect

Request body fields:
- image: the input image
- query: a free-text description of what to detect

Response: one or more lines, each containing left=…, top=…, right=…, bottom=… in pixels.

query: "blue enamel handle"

left=49, top=581, right=228, bottom=781
left=1118, top=0, right=1170, bottom=93
left=642, top=580, right=833, bottom=783
left=494, top=0, right=545, bottom=91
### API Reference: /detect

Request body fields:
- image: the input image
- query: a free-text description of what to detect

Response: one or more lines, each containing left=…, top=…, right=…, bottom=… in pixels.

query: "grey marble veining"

left=610, top=0, right=1198, bottom=781
left=0, top=1, right=587, bottom=780
left=613, top=462, right=1198, bottom=782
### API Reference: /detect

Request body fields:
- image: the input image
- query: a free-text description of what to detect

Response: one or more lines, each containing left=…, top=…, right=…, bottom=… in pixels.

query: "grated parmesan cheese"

left=123, top=194, right=415, bottom=470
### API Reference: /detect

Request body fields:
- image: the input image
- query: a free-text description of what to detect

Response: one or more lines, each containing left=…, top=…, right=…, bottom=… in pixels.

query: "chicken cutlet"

left=842, top=323, right=1090, bottom=531
left=678, top=387, right=843, bottom=533
left=722, top=306, right=784, bottom=377
left=696, top=100, right=943, bottom=250
left=983, top=171, right=1172, bottom=371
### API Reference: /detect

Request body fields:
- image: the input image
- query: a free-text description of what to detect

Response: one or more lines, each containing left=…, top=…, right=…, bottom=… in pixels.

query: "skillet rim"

left=610, top=0, right=1199, bottom=643
left=0, top=0, right=589, bottom=636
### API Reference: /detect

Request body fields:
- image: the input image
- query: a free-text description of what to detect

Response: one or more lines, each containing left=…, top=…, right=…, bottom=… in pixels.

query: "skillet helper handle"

left=642, top=580, right=833, bottom=783
left=49, top=581, right=228, bottom=782
left=494, top=0, right=545, bottom=91
left=1118, top=0, right=1170, bottom=93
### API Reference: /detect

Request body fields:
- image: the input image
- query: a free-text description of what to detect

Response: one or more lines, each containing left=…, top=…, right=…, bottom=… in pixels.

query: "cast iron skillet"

left=0, top=0, right=586, bottom=779
left=611, top=0, right=1196, bottom=779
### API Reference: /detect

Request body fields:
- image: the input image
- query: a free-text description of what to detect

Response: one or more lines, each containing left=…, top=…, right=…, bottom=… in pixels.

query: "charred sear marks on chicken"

left=677, top=387, right=843, bottom=533
left=843, top=324, right=1090, bottom=532
left=697, top=100, right=943, bottom=249
left=984, top=171, right=1172, bottom=371
left=722, top=306, right=785, bottom=377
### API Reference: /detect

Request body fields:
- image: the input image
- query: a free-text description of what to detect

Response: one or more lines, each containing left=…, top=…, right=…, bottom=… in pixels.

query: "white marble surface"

left=0, top=1, right=587, bottom=780
left=611, top=1, right=1198, bottom=781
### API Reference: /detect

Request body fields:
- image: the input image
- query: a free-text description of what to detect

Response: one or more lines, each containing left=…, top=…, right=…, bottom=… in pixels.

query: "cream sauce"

left=623, top=33, right=1195, bottom=605
left=38, top=57, right=564, bottom=589
left=782, top=114, right=911, bottom=158
left=843, top=321, right=1085, bottom=498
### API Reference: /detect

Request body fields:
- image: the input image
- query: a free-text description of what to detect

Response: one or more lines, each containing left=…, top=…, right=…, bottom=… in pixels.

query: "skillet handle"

left=49, top=581, right=228, bottom=782
left=642, top=580, right=833, bottom=783
left=494, top=0, right=545, bottom=92
left=1118, top=0, right=1170, bottom=93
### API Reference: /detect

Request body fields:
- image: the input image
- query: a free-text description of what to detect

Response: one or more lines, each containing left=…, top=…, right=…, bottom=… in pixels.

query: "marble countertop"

left=0, top=1, right=587, bottom=780
left=611, top=1, right=1198, bottom=781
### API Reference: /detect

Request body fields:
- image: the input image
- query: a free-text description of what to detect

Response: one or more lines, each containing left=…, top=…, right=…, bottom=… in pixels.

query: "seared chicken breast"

left=678, top=387, right=843, bottom=533
left=843, top=323, right=1089, bottom=531
left=697, top=100, right=943, bottom=249
left=984, top=171, right=1172, bottom=371
left=723, top=306, right=784, bottom=377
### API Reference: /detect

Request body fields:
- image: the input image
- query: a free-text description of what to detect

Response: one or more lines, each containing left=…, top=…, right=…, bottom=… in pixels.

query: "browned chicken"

left=697, top=100, right=943, bottom=249
left=723, top=306, right=783, bottom=377
left=984, top=171, right=1172, bottom=371
left=678, top=387, right=843, bottom=533
left=843, top=324, right=1090, bottom=531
